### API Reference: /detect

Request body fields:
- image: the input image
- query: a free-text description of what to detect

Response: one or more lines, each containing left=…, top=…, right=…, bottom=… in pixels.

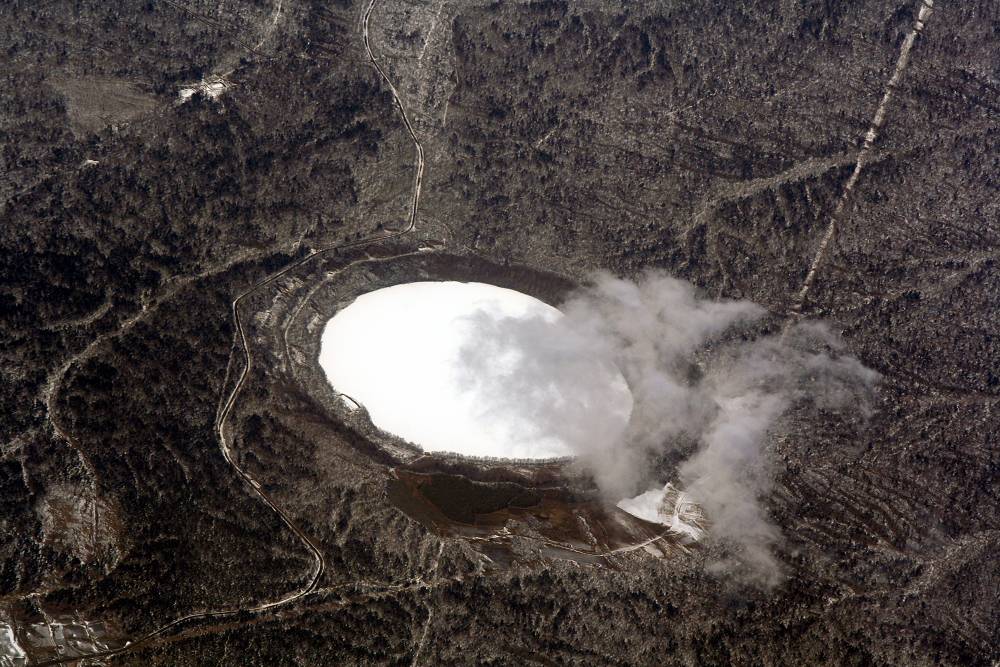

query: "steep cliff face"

left=1, top=0, right=997, bottom=664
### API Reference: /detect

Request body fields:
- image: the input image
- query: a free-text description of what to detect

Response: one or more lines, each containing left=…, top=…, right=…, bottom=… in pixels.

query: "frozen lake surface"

left=320, top=281, right=632, bottom=459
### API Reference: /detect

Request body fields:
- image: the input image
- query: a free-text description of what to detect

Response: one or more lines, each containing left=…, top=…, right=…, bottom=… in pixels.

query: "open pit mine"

left=1, top=0, right=997, bottom=664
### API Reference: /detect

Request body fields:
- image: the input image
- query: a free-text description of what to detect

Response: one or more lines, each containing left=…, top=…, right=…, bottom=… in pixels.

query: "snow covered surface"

left=319, top=281, right=632, bottom=459
left=0, top=624, right=27, bottom=667
left=617, top=483, right=706, bottom=540
left=178, top=76, right=231, bottom=103
left=21, top=619, right=111, bottom=659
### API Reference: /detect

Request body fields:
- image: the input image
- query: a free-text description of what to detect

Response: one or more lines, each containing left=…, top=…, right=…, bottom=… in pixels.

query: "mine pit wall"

left=219, top=245, right=684, bottom=589
left=278, top=249, right=580, bottom=467
left=222, top=246, right=607, bottom=590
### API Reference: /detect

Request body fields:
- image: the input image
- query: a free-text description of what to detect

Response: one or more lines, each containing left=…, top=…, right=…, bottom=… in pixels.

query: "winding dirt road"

left=33, top=0, right=426, bottom=663
left=363, top=0, right=425, bottom=230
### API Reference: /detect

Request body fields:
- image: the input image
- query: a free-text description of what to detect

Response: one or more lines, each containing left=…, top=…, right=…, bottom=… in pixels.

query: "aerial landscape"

left=1, top=0, right=997, bottom=664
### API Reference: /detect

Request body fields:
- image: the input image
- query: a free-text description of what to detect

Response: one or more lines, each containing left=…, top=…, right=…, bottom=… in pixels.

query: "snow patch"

left=617, top=483, right=705, bottom=541
left=178, top=76, right=232, bottom=103
left=0, top=624, right=27, bottom=667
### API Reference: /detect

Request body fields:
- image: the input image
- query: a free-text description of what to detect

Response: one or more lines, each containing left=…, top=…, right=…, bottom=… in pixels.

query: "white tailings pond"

left=320, top=281, right=632, bottom=459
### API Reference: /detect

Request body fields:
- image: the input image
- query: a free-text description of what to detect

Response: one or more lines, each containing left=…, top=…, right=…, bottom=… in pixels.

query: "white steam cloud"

left=458, top=271, right=878, bottom=585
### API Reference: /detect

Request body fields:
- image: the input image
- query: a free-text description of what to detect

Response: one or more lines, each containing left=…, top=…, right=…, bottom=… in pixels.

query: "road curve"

left=33, top=0, right=425, bottom=662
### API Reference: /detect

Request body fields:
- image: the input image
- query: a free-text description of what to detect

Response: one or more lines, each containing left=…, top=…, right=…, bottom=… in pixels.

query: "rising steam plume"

left=459, top=271, right=878, bottom=585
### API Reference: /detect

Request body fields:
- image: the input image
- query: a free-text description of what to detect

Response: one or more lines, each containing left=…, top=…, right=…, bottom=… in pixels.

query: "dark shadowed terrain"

left=1, top=0, right=997, bottom=664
